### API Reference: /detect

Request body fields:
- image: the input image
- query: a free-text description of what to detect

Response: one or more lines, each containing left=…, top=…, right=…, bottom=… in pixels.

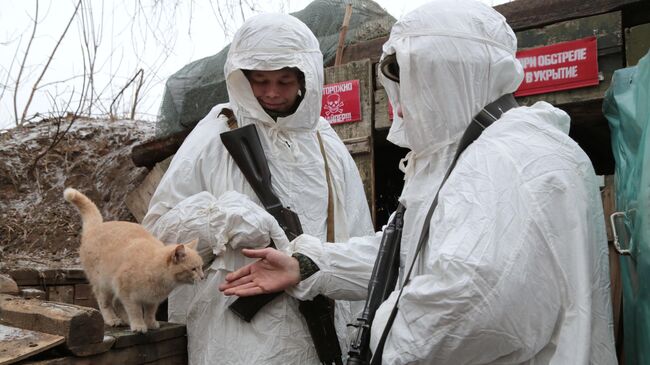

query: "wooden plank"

left=0, top=294, right=104, bottom=348
left=47, top=286, right=74, bottom=304
left=374, top=89, right=391, bottom=130
left=106, top=322, right=186, bottom=349
left=353, top=153, right=374, bottom=222
left=609, top=241, right=624, bottom=359
left=601, top=175, right=616, bottom=242
left=626, top=23, right=650, bottom=67
left=516, top=12, right=622, bottom=54
left=145, top=354, right=187, bottom=365
left=9, top=268, right=86, bottom=287
left=131, top=130, right=190, bottom=168
left=494, top=0, right=640, bottom=31
left=0, top=324, right=65, bottom=365
left=324, top=59, right=376, bottom=224
left=126, top=157, right=172, bottom=223
left=23, top=336, right=187, bottom=365
left=73, top=284, right=97, bottom=309
left=20, top=289, right=46, bottom=301
left=67, top=335, right=116, bottom=357
left=515, top=12, right=624, bottom=108
left=343, top=137, right=371, bottom=155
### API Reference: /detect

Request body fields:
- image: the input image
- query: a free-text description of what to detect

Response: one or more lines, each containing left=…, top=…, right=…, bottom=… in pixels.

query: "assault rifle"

left=221, top=124, right=343, bottom=365
left=346, top=204, right=405, bottom=365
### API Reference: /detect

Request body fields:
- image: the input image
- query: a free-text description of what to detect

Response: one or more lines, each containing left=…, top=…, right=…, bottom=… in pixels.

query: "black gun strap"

left=370, top=94, right=517, bottom=364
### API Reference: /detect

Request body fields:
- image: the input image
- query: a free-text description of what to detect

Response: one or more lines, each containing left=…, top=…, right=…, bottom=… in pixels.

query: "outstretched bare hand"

left=219, top=248, right=300, bottom=296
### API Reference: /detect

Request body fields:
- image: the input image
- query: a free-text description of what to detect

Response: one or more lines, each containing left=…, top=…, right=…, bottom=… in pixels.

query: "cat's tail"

left=63, top=188, right=103, bottom=229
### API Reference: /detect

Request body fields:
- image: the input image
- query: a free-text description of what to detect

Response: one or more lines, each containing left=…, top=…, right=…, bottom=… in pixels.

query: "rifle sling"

left=219, top=108, right=342, bottom=365
left=316, top=132, right=335, bottom=242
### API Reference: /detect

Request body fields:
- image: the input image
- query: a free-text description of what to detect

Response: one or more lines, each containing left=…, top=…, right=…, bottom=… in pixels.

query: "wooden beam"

left=343, top=136, right=371, bottom=155
left=130, top=130, right=190, bottom=168
left=335, top=4, right=354, bottom=66
left=66, top=335, right=116, bottom=357
left=105, top=322, right=186, bottom=349
left=0, top=294, right=104, bottom=348
left=8, top=268, right=86, bottom=287
left=25, top=336, right=187, bottom=365
left=126, top=157, right=172, bottom=223
left=494, top=0, right=641, bottom=31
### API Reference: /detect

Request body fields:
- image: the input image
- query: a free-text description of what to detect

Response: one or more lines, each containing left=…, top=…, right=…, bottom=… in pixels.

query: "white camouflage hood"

left=224, top=14, right=324, bottom=131
left=380, top=0, right=524, bottom=155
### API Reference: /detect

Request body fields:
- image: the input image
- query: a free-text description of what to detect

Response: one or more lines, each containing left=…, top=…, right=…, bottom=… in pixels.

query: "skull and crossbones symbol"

left=324, top=93, right=344, bottom=117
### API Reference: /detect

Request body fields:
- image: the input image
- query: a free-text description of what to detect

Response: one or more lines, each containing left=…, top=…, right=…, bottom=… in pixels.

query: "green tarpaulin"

left=603, top=49, right=650, bottom=365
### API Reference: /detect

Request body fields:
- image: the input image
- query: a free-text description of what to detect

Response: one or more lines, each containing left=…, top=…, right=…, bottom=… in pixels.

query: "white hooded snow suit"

left=143, top=14, right=374, bottom=365
left=287, top=1, right=617, bottom=364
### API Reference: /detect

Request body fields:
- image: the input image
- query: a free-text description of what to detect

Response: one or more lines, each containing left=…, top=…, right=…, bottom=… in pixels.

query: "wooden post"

left=325, top=60, right=376, bottom=225
left=334, top=4, right=353, bottom=66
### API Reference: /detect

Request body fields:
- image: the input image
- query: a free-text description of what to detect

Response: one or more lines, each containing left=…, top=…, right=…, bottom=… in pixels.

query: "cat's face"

left=169, top=239, right=205, bottom=284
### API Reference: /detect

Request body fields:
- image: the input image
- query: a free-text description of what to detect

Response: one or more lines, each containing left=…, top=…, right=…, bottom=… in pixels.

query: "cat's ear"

left=172, top=244, right=186, bottom=264
left=183, top=238, right=199, bottom=251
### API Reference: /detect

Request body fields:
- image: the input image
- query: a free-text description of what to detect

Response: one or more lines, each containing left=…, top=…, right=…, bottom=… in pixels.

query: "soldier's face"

left=247, top=69, right=301, bottom=113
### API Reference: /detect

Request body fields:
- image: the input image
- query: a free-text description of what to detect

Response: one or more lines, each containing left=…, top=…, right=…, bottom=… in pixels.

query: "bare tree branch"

left=209, top=1, right=231, bottom=38
left=29, top=93, right=78, bottom=176
left=130, top=69, right=144, bottom=120
left=110, top=68, right=144, bottom=119
left=238, top=0, right=246, bottom=21
left=28, top=55, right=90, bottom=177
left=78, top=0, right=102, bottom=115
left=19, top=0, right=82, bottom=125
left=13, top=0, right=39, bottom=126
left=5, top=0, right=290, bottom=128
left=0, top=39, right=21, bottom=104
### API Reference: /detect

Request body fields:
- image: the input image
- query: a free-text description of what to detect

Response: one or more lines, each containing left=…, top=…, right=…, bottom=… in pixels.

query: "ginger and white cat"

left=64, top=187, right=204, bottom=333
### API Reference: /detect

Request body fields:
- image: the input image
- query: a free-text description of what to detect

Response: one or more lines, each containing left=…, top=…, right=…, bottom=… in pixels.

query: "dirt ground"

left=0, top=117, right=155, bottom=272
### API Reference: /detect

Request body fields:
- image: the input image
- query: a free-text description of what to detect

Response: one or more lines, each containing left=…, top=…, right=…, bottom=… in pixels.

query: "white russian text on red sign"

left=515, top=37, right=599, bottom=97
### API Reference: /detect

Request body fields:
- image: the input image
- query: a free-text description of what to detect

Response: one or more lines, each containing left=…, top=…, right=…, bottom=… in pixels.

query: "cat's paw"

left=105, top=317, right=125, bottom=327
left=147, top=321, right=160, bottom=330
left=130, top=323, right=148, bottom=333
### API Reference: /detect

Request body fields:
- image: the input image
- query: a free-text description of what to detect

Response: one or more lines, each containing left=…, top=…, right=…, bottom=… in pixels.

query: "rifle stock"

left=221, top=124, right=342, bottom=365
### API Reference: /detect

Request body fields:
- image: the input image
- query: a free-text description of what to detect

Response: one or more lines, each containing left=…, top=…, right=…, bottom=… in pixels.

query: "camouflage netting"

left=156, top=0, right=395, bottom=137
